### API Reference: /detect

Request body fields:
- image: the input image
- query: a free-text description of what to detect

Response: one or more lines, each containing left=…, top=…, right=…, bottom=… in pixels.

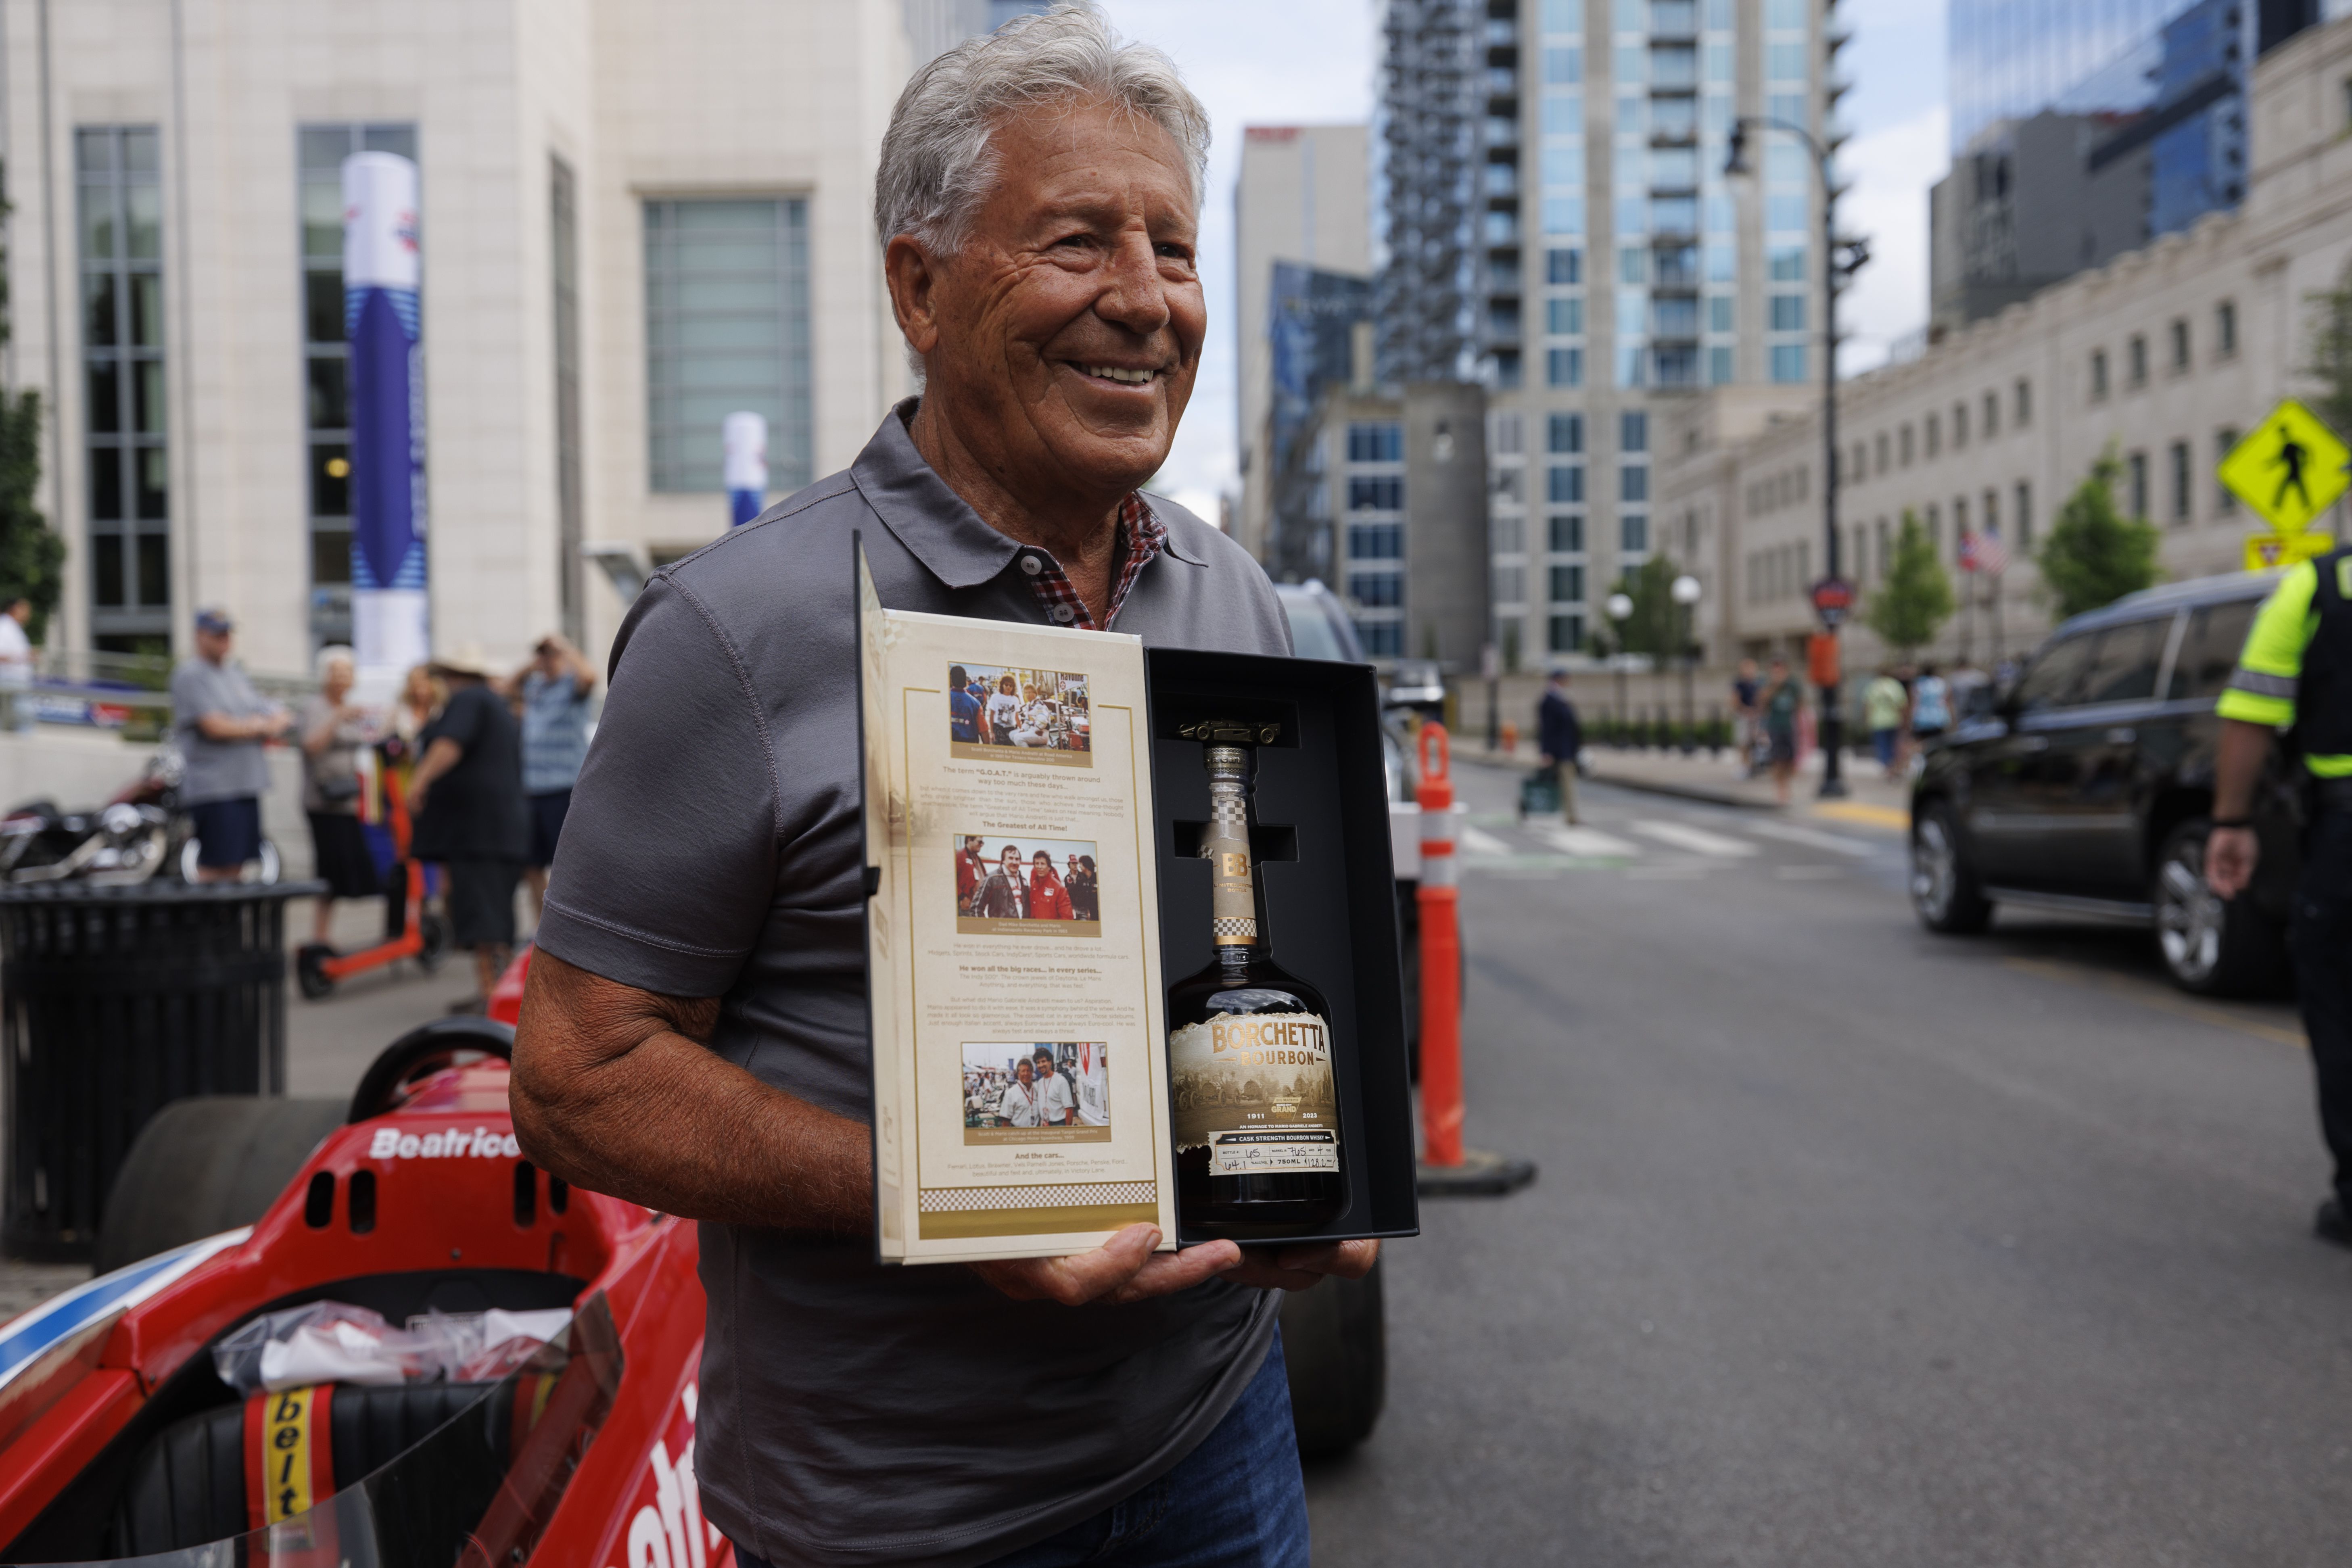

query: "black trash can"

left=0, top=879, right=325, bottom=1261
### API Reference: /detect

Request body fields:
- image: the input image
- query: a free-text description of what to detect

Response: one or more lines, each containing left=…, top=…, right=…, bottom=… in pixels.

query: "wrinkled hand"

left=970, top=1224, right=1242, bottom=1306
left=2205, top=825, right=2259, bottom=900
left=1218, top=1238, right=1379, bottom=1292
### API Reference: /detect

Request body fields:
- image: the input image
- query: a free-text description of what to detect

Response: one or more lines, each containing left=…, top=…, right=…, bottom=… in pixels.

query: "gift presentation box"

left=1147, top=648, right=1422, bottom=1248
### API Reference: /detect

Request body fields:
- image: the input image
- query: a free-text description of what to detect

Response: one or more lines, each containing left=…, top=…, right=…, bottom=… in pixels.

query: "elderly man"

left=171, top=608, right=292, bottom=882
left=512, top=10, right=1369, bottom=1567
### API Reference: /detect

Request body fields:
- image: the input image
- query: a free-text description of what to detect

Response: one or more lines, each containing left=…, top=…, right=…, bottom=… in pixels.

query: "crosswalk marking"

left=1460, top=825, right=1515, bottom=856
left=1630, top=820, right=1758, bottom=858
left=1744, top=820, right=1875, bottom=858
left=1529, top=823, right=1642, bottom=857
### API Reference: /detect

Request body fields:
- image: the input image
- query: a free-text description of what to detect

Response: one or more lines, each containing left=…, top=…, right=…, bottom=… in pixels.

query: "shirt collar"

left=850, top=398, right=1204, bottom=587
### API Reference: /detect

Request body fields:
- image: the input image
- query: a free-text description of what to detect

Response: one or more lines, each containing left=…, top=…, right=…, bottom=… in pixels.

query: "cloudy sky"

left=1096, top=0, right=1949, bottom=523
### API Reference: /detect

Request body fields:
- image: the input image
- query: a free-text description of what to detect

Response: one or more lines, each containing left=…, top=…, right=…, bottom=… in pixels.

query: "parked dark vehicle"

left=1909, top=571, right=2300, bottom=996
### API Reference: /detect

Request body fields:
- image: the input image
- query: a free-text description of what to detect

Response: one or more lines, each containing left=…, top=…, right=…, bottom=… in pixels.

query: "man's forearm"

left=2212, top=718, right=2275, bottom=821
left=511, top=948, right=872, bottom=1233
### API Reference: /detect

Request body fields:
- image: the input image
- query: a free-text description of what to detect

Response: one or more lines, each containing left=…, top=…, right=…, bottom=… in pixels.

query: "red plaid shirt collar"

left=1017, top=494, right=1167, bottom=631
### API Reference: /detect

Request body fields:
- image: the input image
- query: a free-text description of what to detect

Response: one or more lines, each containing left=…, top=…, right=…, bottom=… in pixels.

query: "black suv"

left=1909, top=571, right=2302, bottom=996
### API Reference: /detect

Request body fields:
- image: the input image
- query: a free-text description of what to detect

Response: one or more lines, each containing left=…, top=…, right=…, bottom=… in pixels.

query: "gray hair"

left=874, top=2, right=1210, bottom=259
left=314, top=643, right=355, bottom=680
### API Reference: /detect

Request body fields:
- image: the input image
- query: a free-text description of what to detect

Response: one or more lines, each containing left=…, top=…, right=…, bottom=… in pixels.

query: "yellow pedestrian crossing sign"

left=2218, top=399, right=2349, bottom=533
left=2243, top=530, right=2336, bottom=572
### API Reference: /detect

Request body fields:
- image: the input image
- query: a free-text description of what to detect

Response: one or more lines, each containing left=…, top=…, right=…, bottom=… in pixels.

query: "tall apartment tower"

left=1932, top=0, right=2327, bottom=328
left=1372, top=0, right=1832, bottom=669
left=1235, top=125, right=1372, bottom=560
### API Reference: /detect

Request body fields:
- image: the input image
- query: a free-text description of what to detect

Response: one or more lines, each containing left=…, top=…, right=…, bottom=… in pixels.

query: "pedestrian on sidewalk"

left=505, top=632, right=597, bottom=923
left=1536, top=668, right=1583, bottom=824
left=407, top=647, right=529, bottom=1011
left=170, top=607, right=292, bottom=882
left=1910, top=663, right=1952, bottom=753
left=1864, top=665, right=1908, bottom=780
left=299, top=646, right=381, bottom=948
left=0, top=597, right=36, bottom=732
left=1760, top=654, right=1803, bottom=806
left=509, top=15, right=1367, bottom=1564
left=1731, top=656, right=1761, bottom=778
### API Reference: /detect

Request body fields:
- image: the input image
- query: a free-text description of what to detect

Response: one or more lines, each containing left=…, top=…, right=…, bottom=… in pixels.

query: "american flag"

left=1960, top=526, right=2010, bottom=575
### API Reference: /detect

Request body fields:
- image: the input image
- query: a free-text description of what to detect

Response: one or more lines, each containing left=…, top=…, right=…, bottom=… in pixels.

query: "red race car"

left=0, top=1016, right=725, bottom=1568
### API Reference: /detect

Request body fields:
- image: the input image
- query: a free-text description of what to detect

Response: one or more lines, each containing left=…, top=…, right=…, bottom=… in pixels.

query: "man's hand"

left=2206, top=825, right=2260, bottom=900
left=1219, top=1238, right=1379, bottom=1292
left=970, top=1226, right=1242, bottom=1306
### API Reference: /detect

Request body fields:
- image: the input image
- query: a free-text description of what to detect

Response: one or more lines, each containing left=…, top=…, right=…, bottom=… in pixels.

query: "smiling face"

left=889, top=97, right=1203, bottom=507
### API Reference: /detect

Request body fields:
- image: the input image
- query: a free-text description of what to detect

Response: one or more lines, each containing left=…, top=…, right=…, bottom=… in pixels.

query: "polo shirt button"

left=1020, top=555, right=1043, bottom=576
left=1051, top=604, right=1076, bottom=623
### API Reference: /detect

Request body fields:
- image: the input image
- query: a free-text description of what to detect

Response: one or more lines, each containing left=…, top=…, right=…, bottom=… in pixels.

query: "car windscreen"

left=1279, top=596, right=1352, bottom=662
left=40, top=1292, right=622, bottom=1568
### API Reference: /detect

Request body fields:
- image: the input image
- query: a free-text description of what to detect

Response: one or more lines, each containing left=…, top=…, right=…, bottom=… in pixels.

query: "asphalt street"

left=1305, top=763, right=2345, bottom=1566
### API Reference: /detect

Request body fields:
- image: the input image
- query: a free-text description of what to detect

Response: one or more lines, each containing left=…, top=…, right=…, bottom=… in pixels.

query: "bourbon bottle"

left=1166, top=725, right=1344, bottom=1237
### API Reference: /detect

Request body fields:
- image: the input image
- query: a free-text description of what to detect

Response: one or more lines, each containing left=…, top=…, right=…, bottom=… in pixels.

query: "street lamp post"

left=1727, top=117, right=1869, bottom=800
left=1606, top=591, right=1634, bottom=729
left=1671, top=573, right=1702, bottom=748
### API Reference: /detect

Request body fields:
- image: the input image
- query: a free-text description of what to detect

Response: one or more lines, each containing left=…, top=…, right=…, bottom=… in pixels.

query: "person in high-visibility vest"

left=2207, top=547, right=2352, bottom=1246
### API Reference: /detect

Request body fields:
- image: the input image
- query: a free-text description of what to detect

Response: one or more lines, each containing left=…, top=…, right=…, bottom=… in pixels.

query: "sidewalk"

left=1458, top=741, right=1913, bottom=829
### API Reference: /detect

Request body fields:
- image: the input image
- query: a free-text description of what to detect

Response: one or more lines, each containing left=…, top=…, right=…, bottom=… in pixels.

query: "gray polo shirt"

left=169, top=657, right=276, bottom=806
left=534, top=403, right=1291, bottom=1568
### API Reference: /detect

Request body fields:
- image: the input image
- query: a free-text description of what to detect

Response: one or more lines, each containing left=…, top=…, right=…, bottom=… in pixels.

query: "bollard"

left=1413, top=723, right=1537, bottom=1198
left=1416, top=723, right=1463, bottom=1167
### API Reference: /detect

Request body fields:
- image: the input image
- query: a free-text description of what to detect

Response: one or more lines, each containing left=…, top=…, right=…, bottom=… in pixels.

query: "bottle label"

left=1168, top=1011, right=1340, bottom=1174
left=1204, top=788, right=1257, bottom=945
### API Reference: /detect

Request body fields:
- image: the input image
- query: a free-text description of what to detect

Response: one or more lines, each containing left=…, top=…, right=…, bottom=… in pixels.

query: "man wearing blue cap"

left=170, top=608, right=290, bottom=882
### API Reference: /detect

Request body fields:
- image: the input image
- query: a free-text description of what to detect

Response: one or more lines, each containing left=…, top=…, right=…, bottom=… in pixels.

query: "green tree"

left=1861, top=510, right=1955, bottom=655
left=2305, top=257, right=2352, bottom=442
left=2038, top=449, right=2159, bottom=620
left=0, top=165, right=60, bottom=641
left=1615, top=555, right=1686, bottom=660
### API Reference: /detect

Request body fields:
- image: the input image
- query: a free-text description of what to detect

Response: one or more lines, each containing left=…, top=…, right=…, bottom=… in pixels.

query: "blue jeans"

left=1872, top=727, right=1898, bottom=769
left=739, top=1330, right=1308, bottom=1568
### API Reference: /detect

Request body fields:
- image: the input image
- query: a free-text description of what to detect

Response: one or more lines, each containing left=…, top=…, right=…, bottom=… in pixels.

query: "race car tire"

left=94, top=1096, right=347, bottom=1274
left=347, top=1017, right=514, bottom=1123
left=1279, top=1256, right=1386, bottom=1459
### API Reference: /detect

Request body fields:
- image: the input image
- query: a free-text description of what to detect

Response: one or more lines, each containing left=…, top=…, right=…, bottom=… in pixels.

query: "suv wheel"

left=2153, top=821, right=2287, bottom=997
left=1911, top=801, right=1992, bottom=934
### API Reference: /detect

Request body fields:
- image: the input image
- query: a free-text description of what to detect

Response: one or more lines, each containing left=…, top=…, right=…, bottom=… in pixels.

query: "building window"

left=2127, top=450, right=2148, bottom=518
left=2015, top=481, right=2032, bottom=549
left=1708, top=295, right=1733, bottom=332
left=2169, top=440, right=2191, bottom=523
left=1873, top=432, right=1888, bottom=472
left=2215, top=428, right=2239, bottom=516
left=1546, top=347, right=1584, bottom=386
left=1347, top=474, right=1404, bottom=511
left=1548, top=413, right=1584, bottom=453
left=1874, top=517, right=1889, bottom=578
left=1359, top=621, right=1404, bottom=657
left=1492, top=513, right=1525, bottom=553
left=1621, top=513, right=1648, bottom=552
left=1619, top=409, right=1648, bottom=452
left=2015, top=377, right=2031, bottom=426
left=1547, top=246, right=1583, bottom=284
left=1982, top=391, right=1997, bottom=438
left=1548, top=513, right=1584, bottom=552
left=2127, top=334, right=2147, bottom=387
left=1953, top=401, right=1969, bottom=449
left=2090, top=350, right=2108, bottom=401
left=1549, top=564, right=1585, bottom=603
left=1899, top=425, right=1914, bottom=465
left=2215, top=299, right=2237, bottom=357
left=2169, top=317, right=2189, bottom=371
left=1347, top=571, right=1403, bottom=608
left=645, top=198, right=812, bottom=493
left=1548, top=464, right=1585, bottom=503
left=1494, top=564, right=1525, bottom=604
left=1546, top=296, right=1584, bottom=335
left=1347, top=422, right=1404, bottom=461
left=1769, top=344, right=1806, bottom=383
left=81, top=125, right=170, bottom=647
left=1767, top=293, right=1805, bottom=332
left=1619, top=465, right=1648, bottom=503
left=1707, top=345, right=1732, bottom=384
left=1347, top=522, right=1403, bottom=559
left=1549, top=612, right=1586, bottom=653
left=1494, top=350, right=1524, bottom=389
